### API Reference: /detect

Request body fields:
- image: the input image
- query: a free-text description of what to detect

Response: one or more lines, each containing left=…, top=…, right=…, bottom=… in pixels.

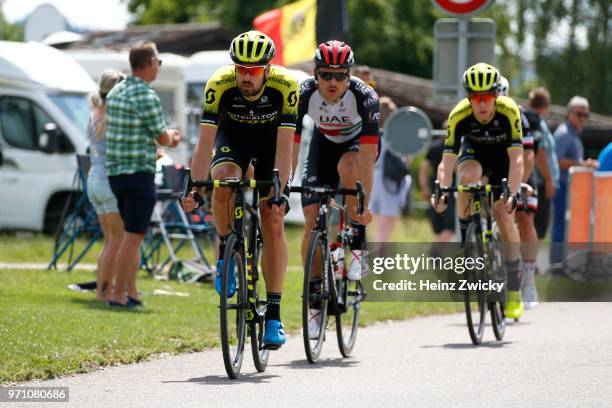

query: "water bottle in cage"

left=336, top=246, right=345, bottom=278
left=330, top=243, right=343, bottom=279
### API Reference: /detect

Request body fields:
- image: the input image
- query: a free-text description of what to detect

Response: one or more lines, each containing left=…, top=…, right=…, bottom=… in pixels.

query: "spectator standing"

left=106, top=42, right=181, bottom=307
left=369, top=96, right=411, bottom=241
left=419, top=130, right=456, bottom=243
left=87, top=69, right=125, bottom=302
left=550, top=96, right=598, bottom=267
left=527, top=88, right=559, bottom=239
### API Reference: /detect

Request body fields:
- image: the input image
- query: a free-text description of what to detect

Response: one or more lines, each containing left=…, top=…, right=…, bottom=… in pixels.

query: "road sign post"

left=432, top=0, right=496, bottom=102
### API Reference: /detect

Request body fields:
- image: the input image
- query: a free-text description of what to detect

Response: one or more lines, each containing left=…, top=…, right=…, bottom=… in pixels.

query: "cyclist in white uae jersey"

left=291, top=41, right=379, bottom=339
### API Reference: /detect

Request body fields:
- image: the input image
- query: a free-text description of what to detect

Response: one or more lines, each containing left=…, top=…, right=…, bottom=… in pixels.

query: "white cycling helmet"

left=498, top=76, right=510, bottom=96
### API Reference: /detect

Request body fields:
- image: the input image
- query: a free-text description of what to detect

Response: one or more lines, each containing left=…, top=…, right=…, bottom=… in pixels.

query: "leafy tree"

left=0, top=10, right=24, bottom=41
left=530, top=0, right=611, bottom=114
left=122, top=0, right=611, bottom=114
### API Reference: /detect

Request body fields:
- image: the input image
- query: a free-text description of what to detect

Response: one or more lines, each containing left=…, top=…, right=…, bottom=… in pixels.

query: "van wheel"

left=44, top=193, right=75, bottom=235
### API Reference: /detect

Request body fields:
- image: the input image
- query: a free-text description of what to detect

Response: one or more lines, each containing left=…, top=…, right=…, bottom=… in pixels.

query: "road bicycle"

left=183, top=168, right=281, bottom=378
left=433, top=179, right=510, bottom=345
left=292, top=184, right=367, bottom=362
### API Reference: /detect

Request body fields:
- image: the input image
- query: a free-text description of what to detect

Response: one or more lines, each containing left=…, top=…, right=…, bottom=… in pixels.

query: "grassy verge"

left=1, top=217, right=465, bottom=383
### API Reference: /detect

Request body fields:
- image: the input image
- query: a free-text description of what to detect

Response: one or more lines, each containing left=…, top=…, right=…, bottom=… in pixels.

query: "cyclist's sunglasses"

left=317, top=70, right=350, bottom=82
left=235, top=64, right=267, bottom=76
left=468, top=92, right=497, bottom=103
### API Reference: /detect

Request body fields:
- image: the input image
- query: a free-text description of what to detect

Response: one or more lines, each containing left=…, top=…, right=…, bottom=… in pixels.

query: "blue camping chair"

left=140, top=164, right=215, bottom=282
left=48, top=155, right=102, bottom=271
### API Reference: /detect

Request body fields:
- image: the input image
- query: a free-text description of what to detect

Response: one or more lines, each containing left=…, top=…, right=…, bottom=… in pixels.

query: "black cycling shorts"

left=301, top=129, right=361, bottom=207
left=211, top=125, right=278, bottom=198
left=457, top=138, right=510, bottom=200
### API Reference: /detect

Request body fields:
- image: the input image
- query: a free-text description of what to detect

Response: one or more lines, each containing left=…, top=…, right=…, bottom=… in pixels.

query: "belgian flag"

left=253, top=0, right=349, bottom=66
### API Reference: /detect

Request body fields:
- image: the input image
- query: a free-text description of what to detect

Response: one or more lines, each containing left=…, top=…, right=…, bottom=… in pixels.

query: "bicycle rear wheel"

left=220, top=234, right=247, bottom=379
left=302, top=230, right=329, bottom=363
left=464, top=223, right=487, bottom=345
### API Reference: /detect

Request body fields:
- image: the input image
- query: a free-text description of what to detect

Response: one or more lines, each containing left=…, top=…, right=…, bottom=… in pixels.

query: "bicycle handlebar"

left=290, top=182, right=366, bottom=216
left=182, top=168, right=279, bottom=200
left=433, top=178, right=510, bottom=205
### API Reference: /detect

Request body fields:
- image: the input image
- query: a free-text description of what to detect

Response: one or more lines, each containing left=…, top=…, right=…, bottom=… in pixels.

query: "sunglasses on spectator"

left=235, top=64, right=267, bottom=76
left=151, top=57, right=162, bottom=67
left=317, top=70, right=350, bottom=81
left=573, top=111, right=590, bottom=119
left=469, top=92, right=497, bottom=103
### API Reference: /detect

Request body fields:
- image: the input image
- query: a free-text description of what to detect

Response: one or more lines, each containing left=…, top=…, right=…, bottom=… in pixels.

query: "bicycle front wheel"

left=220, top=234, right=247, bottom=379
left=302, top=230, right=329, bottom=363
left=464, top=223, right=487, bottom=345
left=336, top=278, right=363, bottom=357
left=488, top=224, right=506, bottom=341
left=248, top=222, right=269, bottom=372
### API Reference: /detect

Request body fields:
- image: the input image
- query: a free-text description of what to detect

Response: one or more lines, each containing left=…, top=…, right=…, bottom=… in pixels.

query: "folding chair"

left=140, top=164, right=215, bottom=282
left=48, top=155, right=102, bottom=271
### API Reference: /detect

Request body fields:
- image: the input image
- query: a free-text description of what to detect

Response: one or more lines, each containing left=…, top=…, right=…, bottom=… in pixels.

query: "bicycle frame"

left=183, top=169, right=281, bottom=358
left=457, top=184, right=495, bottom=245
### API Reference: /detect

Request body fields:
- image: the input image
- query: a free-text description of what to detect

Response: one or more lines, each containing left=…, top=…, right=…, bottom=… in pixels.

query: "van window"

left=156, top=90, right=176, bottom=127
left=187, top=83, right=204, bottom=109
left=33, top=104, right=57, bottom=140
left=49, top=94, right=89, bottom=137
left=0, top=97, right=36, bottom=150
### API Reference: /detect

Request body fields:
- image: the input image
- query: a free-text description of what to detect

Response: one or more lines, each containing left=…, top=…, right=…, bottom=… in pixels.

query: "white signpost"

left=432, top=0, right=496, bottom=101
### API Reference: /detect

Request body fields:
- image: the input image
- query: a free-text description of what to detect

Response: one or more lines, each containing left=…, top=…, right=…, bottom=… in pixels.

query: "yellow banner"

left=280, top=0, right=317, bottom=66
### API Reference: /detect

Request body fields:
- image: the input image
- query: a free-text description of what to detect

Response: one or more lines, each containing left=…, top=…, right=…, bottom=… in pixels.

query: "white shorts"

left=369, top=167, right=411, bottom=217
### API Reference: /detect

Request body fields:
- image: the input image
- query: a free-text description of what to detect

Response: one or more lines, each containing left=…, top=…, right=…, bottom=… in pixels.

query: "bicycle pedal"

left=263, top=343, right=281, bottom=351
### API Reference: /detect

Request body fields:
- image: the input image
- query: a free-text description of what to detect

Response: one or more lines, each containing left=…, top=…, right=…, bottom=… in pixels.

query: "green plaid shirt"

left=106, top=76, right=166, bottom=176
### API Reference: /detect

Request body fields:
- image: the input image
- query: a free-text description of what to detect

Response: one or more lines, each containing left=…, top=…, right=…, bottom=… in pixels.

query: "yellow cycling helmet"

left=229, top=30, right=276, bottom=65
left=463, top=63, right=500, bottom=92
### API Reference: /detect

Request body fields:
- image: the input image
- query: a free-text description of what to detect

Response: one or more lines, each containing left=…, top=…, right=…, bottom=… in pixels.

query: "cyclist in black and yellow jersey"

left=182, top=31, right=299, bottom=348
left=432, top=63, right=525, bottom=319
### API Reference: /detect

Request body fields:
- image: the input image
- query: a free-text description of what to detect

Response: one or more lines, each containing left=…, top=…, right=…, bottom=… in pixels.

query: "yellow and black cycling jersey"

left=200, top=64, right=299, bottom=130
left=443, top=95, right=523, bottom=156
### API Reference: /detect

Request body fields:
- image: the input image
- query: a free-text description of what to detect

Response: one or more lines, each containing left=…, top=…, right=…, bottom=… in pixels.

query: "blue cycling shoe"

left=215, top=258, right=236, bottom=298
left=263, top=319, right=286, bottom=350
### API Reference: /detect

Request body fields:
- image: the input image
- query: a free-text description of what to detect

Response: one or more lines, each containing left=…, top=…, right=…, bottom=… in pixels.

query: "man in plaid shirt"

left=106, top=42, right=181, bottom=308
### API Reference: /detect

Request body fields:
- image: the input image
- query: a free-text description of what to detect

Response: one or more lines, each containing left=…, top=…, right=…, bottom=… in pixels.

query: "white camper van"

left=0, top=41, right=96, bottom=232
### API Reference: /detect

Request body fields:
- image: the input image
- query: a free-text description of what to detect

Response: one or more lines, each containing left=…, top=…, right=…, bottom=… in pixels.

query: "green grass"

left=0, top=217, right=464, bottom=383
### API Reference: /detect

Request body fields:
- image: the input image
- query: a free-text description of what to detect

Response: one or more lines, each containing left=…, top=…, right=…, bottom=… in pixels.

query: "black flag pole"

left=316, top=0, right=350, bottom=43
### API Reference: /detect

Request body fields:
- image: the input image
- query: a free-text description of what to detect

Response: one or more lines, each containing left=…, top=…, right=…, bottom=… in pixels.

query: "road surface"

left=17, top=302, right=612, bottom=407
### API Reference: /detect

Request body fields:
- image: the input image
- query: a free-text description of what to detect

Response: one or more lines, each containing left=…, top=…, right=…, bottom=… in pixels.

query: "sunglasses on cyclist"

left=468, top=92, right=497, bottom=103
left=235, top=64, right=267, bottom=76
left=317, top=70, right=350, bottom=82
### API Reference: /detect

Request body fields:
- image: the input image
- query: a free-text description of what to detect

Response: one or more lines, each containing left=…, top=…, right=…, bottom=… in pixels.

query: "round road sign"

left=432, top=0, right=494, bottom=16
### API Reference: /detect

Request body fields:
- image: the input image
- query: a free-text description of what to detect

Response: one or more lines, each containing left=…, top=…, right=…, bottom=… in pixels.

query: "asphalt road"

left=17, top=302, right=612, bottom=408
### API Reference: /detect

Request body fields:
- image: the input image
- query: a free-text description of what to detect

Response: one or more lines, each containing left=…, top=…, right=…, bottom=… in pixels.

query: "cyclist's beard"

left=238, top=80, right=258, bottom=97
